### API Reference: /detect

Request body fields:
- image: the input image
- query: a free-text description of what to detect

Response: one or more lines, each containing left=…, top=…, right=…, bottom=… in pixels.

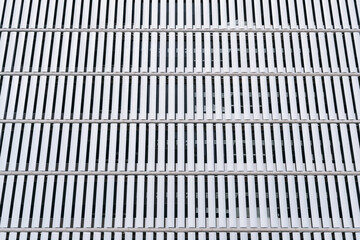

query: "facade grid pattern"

left=0, top=0, right=360, bottom=239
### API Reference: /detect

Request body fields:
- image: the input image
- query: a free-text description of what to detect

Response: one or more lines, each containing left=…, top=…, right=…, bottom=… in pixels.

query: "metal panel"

left=0, top=0, right=359, bottom=238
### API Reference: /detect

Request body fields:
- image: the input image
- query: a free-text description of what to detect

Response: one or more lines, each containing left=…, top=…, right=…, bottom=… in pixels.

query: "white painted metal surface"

left=0, top=0, right=360, bottom=239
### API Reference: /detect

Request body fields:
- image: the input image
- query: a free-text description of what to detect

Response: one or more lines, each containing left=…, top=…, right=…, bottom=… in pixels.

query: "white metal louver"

left=0, top=0, right=360, bottom=239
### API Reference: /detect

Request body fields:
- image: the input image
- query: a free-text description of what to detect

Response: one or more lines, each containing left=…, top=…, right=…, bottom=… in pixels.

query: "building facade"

left=0, top=0, right=360, bottom=239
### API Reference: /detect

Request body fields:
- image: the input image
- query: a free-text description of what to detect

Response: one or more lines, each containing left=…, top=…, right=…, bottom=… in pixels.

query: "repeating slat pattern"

left=1, top=32, right=360, bottom=73
left=0, top=175, right=359, bottom=227
left=1, top=123, right=360, bottom=172
left=0, top=0, right=360, bottom=29
left=1, top=75, right=360, bottom=120
left=0, top=0, right=360, bottom=240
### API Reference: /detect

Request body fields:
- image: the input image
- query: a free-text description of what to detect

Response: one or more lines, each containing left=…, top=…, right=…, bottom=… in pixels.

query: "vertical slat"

left=327, top=175, right=342, bottom=227
left=274, top=124, right=285, bottom=171
left=167, top=129, right=176, bottom=225
left=158, top=124, right=166, bottom=171
left=337, top=176, right=352, bottom=228
left=248, top=175, right=258, bottom=227
left=245, top=124, right=254, bottom=171
left=156, top=174, right=165, bottom=228
left=292, top=124, right=305, bottom=171
left=268, top=175, right=280, bottom=228
left=187, top=175, right=196, bottom=227
left=264, top=124, right=275, bottom=171
left=227, top=176, right=237, bottom=227
left=230, top=32, right=241, bottom=119
left=186, top=31, right=194, bottom=119
left=240, top=31, right=250, bottom=119
left=196, top=124, right=205, bottom=171
left=235, top=124, right=244, bottom=171
left=215, top=124, right=225, bottom=171
left=1, top=0, right=14, bottom=28
left=207, top=176, right=217, bottom=227
left=206, top=124, right=215, bottom=171
left=177, top=175, right=186, bottom=228
left=302, top=124, right=315, bottom=171
left=298, top=175, right=311, bottom=227
left=254, top=124, right=264, bottom=171
left=197, top=175, right=206, bottom=228
left=187, top=124, right=195, bottom=171
left=177, top=123, right=185, bottom=171
left=287, top=175, right=300, bottom=227
left=225, top=124, right=235, bottom=171
left=218, top=176, right=227, bottom=227
left=347, top=175, right=360, bottom=227
left=278, top=175, right=290, bottom=228
left=238, top=175, right=247, bottom=227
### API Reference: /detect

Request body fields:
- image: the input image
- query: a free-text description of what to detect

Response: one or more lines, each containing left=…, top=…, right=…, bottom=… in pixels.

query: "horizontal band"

left=0, top=28, right=359, bottom=33
left=0, top=72, right=359, bottom=77
left=0, top=171, right=359, bottom=176
left=0, top=119, right=359, bottom=124
left=0, top=227, right=358, bottom=233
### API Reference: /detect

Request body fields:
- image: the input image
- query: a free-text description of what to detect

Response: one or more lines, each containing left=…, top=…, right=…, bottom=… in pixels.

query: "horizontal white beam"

left=0, top=28, right=359, bottom=33
left=0, top=119, right=359, bottom=124
left=0, top=227, right=359, bottom=233
left=0, top=171, right=358, bottom=176
left=1, top=72, right=359, bottom=77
